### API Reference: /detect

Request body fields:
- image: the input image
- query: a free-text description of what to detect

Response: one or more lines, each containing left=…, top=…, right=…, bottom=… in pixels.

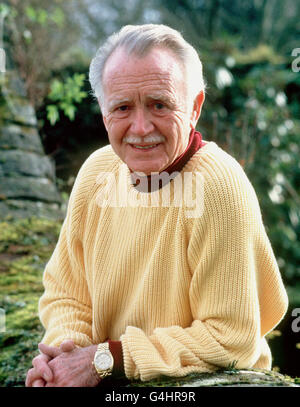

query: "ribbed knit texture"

left=39, top=141, right=288, bottom=382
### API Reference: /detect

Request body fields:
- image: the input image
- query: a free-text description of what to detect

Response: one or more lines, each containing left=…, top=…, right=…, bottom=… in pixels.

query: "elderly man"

left=26, top=24, right=288, bottom=387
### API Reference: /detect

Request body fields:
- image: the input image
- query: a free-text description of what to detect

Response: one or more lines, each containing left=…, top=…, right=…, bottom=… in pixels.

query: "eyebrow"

left=148, top=94, right=181, bottom=110
left=107, top=98, right=132, bottom=111
left=106, top=94, right=177, bottom=112
left=146, top=94, right=174, bottom=104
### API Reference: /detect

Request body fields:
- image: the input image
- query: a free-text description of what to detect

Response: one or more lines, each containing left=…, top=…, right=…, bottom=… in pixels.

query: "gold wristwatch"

left=93, top=342, right=114, bottom=379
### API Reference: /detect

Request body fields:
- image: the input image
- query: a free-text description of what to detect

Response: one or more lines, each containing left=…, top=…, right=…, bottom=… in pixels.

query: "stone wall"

left=0, top=69, right=63, bottom=220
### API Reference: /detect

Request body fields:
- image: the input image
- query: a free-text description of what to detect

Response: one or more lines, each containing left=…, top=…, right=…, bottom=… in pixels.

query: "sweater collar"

left=163, top=128, right=203, bottom=175
left=131, top=129, right=204, bottom=191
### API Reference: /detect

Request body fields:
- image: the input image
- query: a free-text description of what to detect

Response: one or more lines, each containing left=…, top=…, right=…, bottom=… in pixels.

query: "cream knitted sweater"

left=39, top=141, right=288, bottom=381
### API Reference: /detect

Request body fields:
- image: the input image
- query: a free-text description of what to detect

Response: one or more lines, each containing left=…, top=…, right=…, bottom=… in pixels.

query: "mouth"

left=129, top=143, right=161, bottom=151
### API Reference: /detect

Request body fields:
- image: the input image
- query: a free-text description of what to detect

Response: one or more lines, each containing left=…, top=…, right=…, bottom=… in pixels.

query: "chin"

left=129, top=162, right=165, bottom=175
left=132, top=168, right=155, bottom=176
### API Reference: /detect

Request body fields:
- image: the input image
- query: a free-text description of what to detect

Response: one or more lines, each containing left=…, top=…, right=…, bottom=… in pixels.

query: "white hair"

left=89, top=24, right=206, bottom=110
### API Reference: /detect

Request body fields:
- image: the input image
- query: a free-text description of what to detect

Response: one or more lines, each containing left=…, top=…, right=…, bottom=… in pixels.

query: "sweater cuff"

left=108, top=340, right=125, bottom=377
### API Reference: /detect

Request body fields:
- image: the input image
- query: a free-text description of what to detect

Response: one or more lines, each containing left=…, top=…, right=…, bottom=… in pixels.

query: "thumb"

left=38, top=343, right=61, bottom=358
left=59, top=339, right=76, bottom=353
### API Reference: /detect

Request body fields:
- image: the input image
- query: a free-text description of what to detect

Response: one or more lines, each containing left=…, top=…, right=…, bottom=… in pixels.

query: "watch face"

left=95, top=352, right=112, bottom=370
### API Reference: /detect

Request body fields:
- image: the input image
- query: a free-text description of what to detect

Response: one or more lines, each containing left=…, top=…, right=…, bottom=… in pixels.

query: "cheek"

left=162, top=115, right=189, bottom=147
left=105, top=119, right=126, bottom=144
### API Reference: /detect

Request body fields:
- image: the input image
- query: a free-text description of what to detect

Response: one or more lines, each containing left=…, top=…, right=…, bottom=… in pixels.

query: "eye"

left=113, top=105, right=130, bottom=117
left=154, top=103, right=165, bottom=110
left=118, top=105, right=129, bottom=112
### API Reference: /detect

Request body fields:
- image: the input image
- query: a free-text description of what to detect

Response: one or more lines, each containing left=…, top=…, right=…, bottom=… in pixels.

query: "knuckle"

left=40, top=353, right=51, bottom=362
left=32, top=356, right=41, bottom=368
left=32, top=353, right=49, bottom=368
left=32, top=353, right=43, bottom=363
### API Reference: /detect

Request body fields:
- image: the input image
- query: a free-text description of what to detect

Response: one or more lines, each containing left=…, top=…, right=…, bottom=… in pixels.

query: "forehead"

left=102, top=46, right=186, bottom=95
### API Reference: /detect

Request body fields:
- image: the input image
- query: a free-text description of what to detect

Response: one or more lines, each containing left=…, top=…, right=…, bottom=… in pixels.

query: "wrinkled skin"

left=25, top=340, right=100, bottom=387
left=101, top=46, right=204, bottom=175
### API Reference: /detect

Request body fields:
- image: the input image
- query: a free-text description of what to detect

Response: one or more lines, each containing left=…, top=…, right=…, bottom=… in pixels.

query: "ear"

left=190, top=91, right=205, bottom=129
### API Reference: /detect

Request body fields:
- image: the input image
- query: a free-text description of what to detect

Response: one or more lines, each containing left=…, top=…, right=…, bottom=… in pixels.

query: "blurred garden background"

left=0, top=0, right=299, bottom=386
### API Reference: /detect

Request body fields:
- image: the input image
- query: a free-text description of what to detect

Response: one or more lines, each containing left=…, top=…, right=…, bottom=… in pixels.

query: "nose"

left=130, top=107, right=154, bottom=136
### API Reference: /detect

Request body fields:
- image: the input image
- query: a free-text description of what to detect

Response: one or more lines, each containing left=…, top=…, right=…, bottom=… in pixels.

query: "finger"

left=26, top=368, right=47, bottom=387
left=32, top=354, right=53, bottom=382
left=33, top=352, right=51, bottom=364
left=38, top=342, right=61, bottom=358
left=32, top=378, right=46, bottom=387
left=59, top=339, right=76, bottom=353
left=45, top=381, right=56, bottom=387
left=25, top=368, right=35, bottom=387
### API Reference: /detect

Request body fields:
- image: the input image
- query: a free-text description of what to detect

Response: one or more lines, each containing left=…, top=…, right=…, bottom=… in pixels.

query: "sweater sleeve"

left=38, top=158, right=94, bottom=347
left=120, top=154, right=288, bottom=381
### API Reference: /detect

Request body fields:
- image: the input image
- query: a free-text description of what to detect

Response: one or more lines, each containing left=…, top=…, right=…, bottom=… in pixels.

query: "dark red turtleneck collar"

left=162, top=128, right=204, bottom=175
left=131, top=129, right=205, bottom=191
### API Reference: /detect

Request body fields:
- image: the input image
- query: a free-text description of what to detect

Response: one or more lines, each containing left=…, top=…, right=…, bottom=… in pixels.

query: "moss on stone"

left=0, top=217, right=61, bottom=386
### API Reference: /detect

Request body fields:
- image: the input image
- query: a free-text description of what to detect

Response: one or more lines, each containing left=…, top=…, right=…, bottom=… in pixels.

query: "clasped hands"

left=25, top=340, right=100, bottom=387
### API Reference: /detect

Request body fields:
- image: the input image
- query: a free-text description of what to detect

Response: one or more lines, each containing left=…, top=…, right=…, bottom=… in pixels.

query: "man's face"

left=101, top=46, right=203, bottom=175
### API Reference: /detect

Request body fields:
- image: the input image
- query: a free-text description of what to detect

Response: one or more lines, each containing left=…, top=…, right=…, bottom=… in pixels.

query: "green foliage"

left=46, top=73, right=88, bottom=125
left=24, top=6, right=64, bottom=27
left=4, top=0, right=83, bottom=108
left=46, top=104, right=60, bottom=126
left=0, top=217, right=61, bottom=252
left=25, top=6, right=47, bottom=26
left=232, top=45, right=286, bottom=65
left=0, top=3, right=10, bottom=18
left=226, top=360, right=239, bottom=371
